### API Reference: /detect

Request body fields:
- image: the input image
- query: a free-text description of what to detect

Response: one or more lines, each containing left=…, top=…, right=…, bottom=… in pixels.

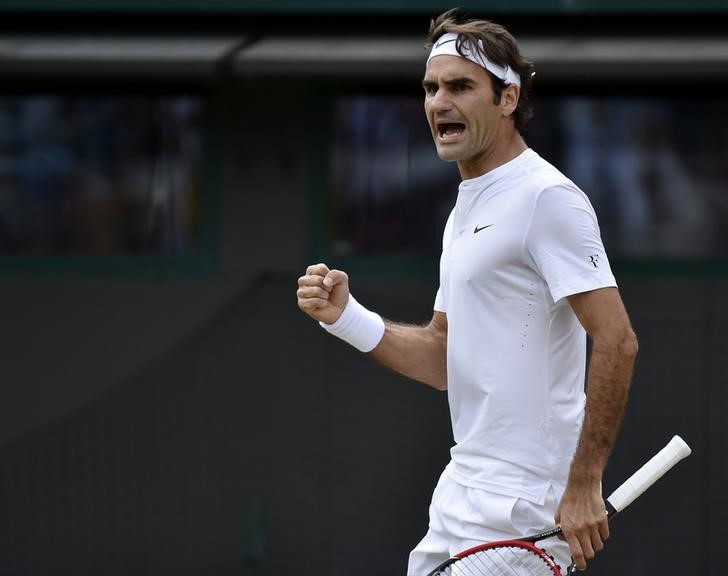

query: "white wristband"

left=319, top=294, right=385, bottom=352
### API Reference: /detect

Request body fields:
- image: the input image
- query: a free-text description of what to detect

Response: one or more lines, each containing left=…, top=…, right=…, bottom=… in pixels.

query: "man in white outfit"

left=297, top=9, right=637, bottom=575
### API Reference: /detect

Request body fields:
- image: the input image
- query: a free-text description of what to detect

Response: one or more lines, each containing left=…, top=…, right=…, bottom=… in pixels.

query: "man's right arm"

left=297, top=263, right=447, bottom=391
left=369, top=313, right=448, bottom=391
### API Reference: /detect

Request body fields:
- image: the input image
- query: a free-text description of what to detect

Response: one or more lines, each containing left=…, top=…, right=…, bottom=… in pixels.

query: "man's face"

left=422, top=55, right=504, bottom=171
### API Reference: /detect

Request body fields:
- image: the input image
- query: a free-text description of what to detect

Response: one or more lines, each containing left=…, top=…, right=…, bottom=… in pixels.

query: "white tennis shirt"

left=434, top=148, right=617, bottom=504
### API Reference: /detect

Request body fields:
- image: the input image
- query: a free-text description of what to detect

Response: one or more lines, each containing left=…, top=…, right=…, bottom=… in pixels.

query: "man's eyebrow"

left=421, top=76, right=475, bottom=88
left=443, top=76, right=474, bottom=86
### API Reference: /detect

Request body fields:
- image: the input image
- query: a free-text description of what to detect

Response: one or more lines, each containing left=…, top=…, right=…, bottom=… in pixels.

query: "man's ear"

left=501, top=84, right=520, bottom=117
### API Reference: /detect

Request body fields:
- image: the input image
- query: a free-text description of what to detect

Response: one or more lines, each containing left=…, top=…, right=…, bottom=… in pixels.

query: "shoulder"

left=517, top=152, right=594, bottom=213
left=524, top=152, right=581, bottom=194
left=504, top=150, right=581, bottom=203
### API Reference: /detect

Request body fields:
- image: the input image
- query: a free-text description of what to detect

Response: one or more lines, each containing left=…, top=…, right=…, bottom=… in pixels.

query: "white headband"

left=427, top=32, right=521, bottom=87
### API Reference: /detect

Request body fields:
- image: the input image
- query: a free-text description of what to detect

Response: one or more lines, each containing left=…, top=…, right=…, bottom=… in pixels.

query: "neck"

left=457, top=128, right=528, bottom=181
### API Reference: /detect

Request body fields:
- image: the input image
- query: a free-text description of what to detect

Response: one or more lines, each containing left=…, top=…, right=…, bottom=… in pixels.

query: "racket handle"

left=606, top=435, right=691, bottom=513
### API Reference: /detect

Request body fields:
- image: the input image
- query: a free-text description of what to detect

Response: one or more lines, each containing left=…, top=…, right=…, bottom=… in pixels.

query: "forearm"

left=369, top=318, right=448, bottom=391
left=569, top=329, right=638, bottom=484
left=557, top=288, right=637, bottom=569
left=316, top=288, right=448, bottom=390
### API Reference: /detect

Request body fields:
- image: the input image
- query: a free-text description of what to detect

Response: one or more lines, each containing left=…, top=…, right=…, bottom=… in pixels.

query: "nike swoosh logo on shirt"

left=474, top=224, right=494, bottom=234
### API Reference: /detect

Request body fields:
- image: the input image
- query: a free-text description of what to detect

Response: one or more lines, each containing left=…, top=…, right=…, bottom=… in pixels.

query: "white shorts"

left=407, top=470, right=570, bottom=576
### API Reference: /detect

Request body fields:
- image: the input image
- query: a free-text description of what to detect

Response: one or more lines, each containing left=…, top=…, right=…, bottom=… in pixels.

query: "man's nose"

left=430, top=90, right=453, bottom=112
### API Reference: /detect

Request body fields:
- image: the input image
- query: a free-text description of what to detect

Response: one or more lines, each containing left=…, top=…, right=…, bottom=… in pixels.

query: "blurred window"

left=0, top=95, right=204, bottom=257
left=329, top=93, right=728, bottom=260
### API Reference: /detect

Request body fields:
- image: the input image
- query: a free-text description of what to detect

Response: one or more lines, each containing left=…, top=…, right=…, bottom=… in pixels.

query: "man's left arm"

left=557, top=286, right=638, bottom=571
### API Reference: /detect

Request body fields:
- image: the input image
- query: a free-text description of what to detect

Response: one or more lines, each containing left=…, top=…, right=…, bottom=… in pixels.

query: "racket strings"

left=441, top=545, right=558, bottom=576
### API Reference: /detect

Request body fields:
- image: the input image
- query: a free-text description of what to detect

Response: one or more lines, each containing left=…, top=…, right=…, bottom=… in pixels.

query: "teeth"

left=439, top=123, right=464, bottom=137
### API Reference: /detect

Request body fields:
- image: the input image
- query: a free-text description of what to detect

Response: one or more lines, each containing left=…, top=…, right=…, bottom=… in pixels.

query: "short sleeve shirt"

left=434, top=149, right=616, bottom=504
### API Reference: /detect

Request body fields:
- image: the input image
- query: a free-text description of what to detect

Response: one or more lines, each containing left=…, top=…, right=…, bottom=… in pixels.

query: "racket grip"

left=606, top=435, right=691, bottom=513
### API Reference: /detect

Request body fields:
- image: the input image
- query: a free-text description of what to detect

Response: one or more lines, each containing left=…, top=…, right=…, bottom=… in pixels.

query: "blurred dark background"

left=0, top=1, right=725, bottom=574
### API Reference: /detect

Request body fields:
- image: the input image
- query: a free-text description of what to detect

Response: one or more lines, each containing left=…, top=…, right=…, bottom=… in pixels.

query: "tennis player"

left=297, top=9, right=637, bottom=574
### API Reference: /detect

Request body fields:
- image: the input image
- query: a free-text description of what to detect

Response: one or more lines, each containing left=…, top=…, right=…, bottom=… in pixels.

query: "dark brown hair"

left=426, top=9, right=535, bottom=131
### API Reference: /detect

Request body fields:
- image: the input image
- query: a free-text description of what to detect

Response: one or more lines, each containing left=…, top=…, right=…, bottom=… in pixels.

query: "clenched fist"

left=297, top=263, right=350, bottom=325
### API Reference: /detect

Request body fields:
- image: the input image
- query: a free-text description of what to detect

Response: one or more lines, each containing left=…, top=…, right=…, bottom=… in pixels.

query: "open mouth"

left=438, top=122, right=466, bottom=139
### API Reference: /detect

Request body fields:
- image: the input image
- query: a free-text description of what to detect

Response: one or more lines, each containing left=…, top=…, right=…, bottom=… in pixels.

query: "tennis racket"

left=426, top=435, right=691, bottom=576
